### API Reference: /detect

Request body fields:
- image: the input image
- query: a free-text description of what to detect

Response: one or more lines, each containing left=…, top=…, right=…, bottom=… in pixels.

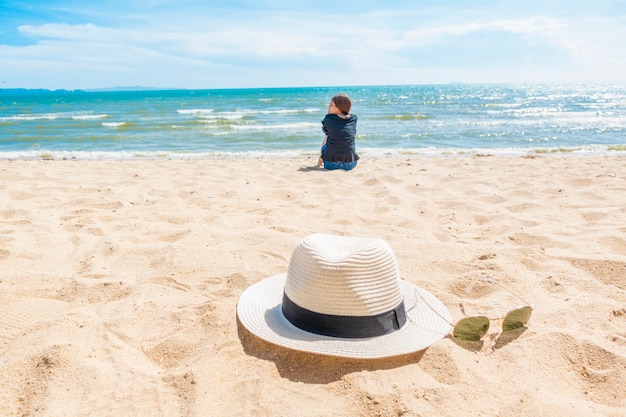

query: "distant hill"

left=0, top=86, right=169, bottom=94
left=0, top=88, right=85, bottom=94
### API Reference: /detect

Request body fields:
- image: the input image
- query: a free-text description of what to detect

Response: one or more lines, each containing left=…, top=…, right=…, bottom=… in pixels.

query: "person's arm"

left=318, top=136, right=327, bottom=167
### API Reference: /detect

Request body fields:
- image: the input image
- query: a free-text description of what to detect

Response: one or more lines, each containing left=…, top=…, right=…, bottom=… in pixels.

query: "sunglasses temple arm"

left=494, top=281, right=531, bottom=306
left=415, top=290, right=454, bottom=327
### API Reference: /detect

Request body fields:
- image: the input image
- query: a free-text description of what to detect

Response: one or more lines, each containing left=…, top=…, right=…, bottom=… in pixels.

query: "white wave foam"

left=72, top=114, right=108, bottom=120
left=179, top=108, right=319, bottom=118
left=198, top=113, right=246, bottom=121
left=102, top=122, right=126, bottom=128
left=231, top=122, right=319, bottom=131
left=1, top=113, right=62, bottom=121
left=2, top=112, right=109, bottom=122
left=255, top=108, right=320, bottom=114
left=2, top=145, right=624, bottom=162
left=177, top=109, right=214, bottom=115
left=0, top=149, right=310, bottom=161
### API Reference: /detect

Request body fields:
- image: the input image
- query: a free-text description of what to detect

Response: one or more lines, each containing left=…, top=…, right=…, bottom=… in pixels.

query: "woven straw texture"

left=285, top=234, right=403, bottom=316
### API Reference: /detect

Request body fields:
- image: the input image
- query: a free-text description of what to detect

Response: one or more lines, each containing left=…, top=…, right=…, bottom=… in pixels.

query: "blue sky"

left=1, top=1, right=625, bottom=89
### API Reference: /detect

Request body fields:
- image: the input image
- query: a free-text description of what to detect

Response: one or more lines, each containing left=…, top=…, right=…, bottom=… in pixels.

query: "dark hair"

left=332, top=94, right=352, bottom=115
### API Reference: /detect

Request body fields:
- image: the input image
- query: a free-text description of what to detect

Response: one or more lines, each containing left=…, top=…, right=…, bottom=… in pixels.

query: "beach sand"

left=1, top=155, right=625, bottom=417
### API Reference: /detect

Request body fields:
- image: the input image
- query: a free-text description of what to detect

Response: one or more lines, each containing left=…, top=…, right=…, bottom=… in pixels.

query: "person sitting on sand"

left=317, top=94, right=359, bottom=170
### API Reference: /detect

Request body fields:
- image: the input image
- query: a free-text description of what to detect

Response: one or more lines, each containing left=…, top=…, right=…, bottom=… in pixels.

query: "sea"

left=1, top=83, right=626, bottom=160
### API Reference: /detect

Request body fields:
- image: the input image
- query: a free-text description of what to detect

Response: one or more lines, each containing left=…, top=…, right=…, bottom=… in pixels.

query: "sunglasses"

left=415, top=279, right=532, bottom=342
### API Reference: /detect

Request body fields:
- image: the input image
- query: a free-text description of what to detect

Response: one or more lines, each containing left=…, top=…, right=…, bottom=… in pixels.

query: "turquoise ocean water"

left=1, top=84, right=625, bottom=160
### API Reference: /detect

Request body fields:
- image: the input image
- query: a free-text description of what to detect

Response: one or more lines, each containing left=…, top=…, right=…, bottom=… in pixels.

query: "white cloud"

left=19, top=23, right=101, bottom=40
left=401, top=16, right=570, bottom=50
left=2, top=6, right=626, bottom=89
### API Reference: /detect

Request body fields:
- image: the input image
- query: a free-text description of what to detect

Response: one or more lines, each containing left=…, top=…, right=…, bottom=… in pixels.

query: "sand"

left=1, top=154, right=625, bottom=417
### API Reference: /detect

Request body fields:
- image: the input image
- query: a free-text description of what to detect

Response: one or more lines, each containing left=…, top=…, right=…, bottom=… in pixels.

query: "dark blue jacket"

left=321, top=114, right=359, bottom=163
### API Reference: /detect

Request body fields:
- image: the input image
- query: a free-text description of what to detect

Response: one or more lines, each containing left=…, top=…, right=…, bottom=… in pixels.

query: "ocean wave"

left=0, top=113, right=65, bottom=121
left=102, top=122, right=126, bottom=128
left=72, top=114, right=108, bottom=120
left=2, top=145, right=624, bottom=161
left=177, top=109, right=214, bottom=115
left=198, top=113, right=247, bottom=121
left=179, top=108, right=320, bottom=119
left=255, top=108, right=320, bottom=114
left=374, top=114, right=430, bottom=121
left=1, top=112, right=109, bottom=122
left=230, top=122, right=319, bottom=131
left=223, top=108, right=319, bottom=115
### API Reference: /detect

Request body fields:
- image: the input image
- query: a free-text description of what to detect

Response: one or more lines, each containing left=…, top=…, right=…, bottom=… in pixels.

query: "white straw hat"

left=237, top=234, right=451, bottom=359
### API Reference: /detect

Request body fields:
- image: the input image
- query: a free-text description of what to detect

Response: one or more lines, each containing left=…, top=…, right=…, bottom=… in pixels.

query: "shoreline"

left=1, top=144, right=626, bottom=161
left=1, top=154, right=625, bottom=416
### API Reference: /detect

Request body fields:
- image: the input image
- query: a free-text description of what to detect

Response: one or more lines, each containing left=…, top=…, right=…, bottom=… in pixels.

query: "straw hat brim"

left=237, top=274, right=452, bottom=359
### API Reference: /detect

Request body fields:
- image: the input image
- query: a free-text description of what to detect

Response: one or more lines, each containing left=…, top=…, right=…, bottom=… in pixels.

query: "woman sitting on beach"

left=317, top=94, right=359, bottom=171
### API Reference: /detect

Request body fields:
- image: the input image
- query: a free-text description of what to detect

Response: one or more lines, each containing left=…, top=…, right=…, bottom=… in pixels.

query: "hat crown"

left=284, top=234, right=404, bottom=316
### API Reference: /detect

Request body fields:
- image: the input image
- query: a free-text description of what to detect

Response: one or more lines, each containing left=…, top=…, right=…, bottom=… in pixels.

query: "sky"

left=1, top=0, right=625, bottom=90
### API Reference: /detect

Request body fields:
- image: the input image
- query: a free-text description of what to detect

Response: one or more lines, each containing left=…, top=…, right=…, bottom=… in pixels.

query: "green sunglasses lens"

left=502, top=306, right=532, bottom=332
left=453, top=316, right=490, bottom=341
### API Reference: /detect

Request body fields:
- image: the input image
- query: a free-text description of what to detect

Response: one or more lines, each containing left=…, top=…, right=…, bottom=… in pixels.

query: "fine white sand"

left=1, top=155, right=625, bottom=417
